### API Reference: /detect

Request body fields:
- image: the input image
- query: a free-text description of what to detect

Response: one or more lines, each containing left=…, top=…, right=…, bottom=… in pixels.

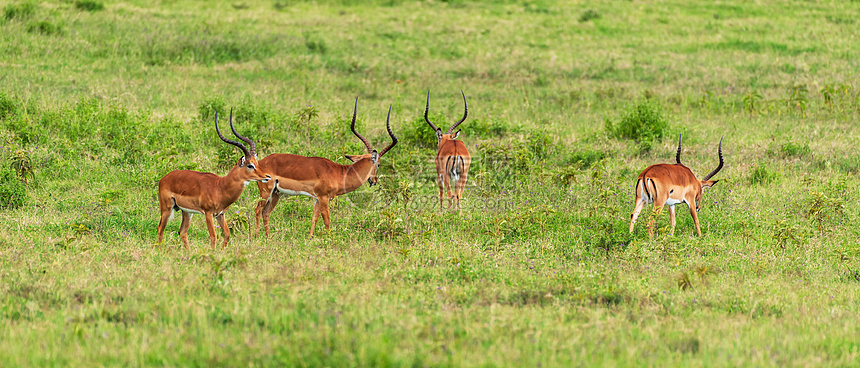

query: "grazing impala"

left=424, top=90, right=471, bottom=210
left=628, top=135, right=724, bottom=237
left=254, top=98, right=398, bottom=237
left=157, top=110, right=272, bottom=250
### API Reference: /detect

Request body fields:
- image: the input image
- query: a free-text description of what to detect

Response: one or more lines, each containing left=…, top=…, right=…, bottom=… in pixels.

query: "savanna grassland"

left=1, top=0, right=860, bottom=366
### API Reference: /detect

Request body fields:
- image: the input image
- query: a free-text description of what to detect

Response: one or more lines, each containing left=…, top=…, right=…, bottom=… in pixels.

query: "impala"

left=254, top=97, right=398, bottom=237
left=424, top=90, right=471, bottom=210
left=157, top=110, right=272, bottom=250
left=628, top=135, right=724, bottom=237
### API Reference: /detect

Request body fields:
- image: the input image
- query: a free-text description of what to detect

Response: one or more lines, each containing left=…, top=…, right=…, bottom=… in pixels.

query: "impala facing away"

left=254, top=98, right=398, bottom=237
left=425, top=90, right=471, bottom=210
left=157, top=110, right=272, bottom=250
left=629, top=135, right=724, bottom=237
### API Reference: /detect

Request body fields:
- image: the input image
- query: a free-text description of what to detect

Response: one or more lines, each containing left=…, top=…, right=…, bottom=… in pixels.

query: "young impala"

left=253, top=97, right=398, bottom=237
left=157, top=110, right=272, bottom=250
left=425, top=90, right=471, bottom=210
left=629, top=135, right=724, bottom=237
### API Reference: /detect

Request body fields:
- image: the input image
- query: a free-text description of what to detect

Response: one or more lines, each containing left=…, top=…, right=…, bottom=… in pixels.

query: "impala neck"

left=341, top=158, right=375, bottom=193
left=218, top=165, right=252, bottom=202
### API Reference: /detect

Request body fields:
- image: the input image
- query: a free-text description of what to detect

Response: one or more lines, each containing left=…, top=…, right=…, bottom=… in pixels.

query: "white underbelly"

left=664, top=198, right=684, bottom=206
left=276, top=186, right=315, bottom=198
left=176, top=205, right=203, bottom=215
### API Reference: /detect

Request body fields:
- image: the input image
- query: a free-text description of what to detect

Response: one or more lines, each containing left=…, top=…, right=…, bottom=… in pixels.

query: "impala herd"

left=157, top=92, right=726, bottom=249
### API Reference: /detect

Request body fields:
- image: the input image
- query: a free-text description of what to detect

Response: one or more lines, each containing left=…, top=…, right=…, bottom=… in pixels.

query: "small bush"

left=469, top=117, right=513, bottom=139
left=401, top=116, right=441, bottom=149
left=526, top=132, right=555, bottom=161
left=780, top=141, right=812, bottom=158
left=75, top=0, right=104, bottom=11
left=27, top=20, right=62, bottom=35
left=198, top=96, right=227, bottom=124
left=0, top=91, right=18, bottom=120
left=0, top=166, right=27, bottom=209
left=605, top=99, right=669, bottom=142
left=563, top=149, right=607, bottom=168
left=749, top=164, right=778, bottom=185
left=579, top=9, right=600, bottom=23
left=4, top=2, right=36, bottom=21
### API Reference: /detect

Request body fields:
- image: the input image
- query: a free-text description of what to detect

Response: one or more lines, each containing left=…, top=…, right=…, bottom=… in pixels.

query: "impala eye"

left=248, top=164, right=255, bottom=169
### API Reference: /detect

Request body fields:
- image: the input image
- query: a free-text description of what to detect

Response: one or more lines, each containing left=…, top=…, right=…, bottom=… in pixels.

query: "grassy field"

left=2, top=0, right=860, bottom=366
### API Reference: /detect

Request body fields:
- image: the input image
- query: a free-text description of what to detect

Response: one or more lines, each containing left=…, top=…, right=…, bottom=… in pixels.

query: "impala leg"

left=178, top=211, right=192, bottom=251
left=437, top=174, right=445, bottom=210
left=668, top=205, right=677, bottom=235
left=216, top=213, right=230, bottom=249
left=157, top=209, right=171, bottom=245
left=204, top=212, right=218, bottom=250
left=689, top=203, right=703, bottom=237
left=260, top=193, right=281, bottom=238
left=319, top=197, right=332, bottom=232
left=629, top=197, right=646, bottom=233
left=456, top=160, right=470, bottom=210
left=442, top=175, right=453, bottom=210
left=254, top=180, right=274, bottom=233
left=310, top=199, right=321, bottom=237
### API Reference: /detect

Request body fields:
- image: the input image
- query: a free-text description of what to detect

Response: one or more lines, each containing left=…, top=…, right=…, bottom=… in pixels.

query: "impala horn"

left=379, top=104, right=398, bottom=157
left=424, top=90, right=440, bottom=132
left=446, top=90, right=468, bottom=135
left=350, top=97, right=373, bottom=154
left=215, top=109, right=252, bottom=161
left=228, top=109, right=258, bottom=158
left=676, top=134, right=682, bottom=165
left=702, top=137, right=724, bottom=181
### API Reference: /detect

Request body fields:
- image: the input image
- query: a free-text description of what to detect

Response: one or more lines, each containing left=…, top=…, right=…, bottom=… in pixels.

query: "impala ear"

left=436, top=129, right=443, bottom=141
left=371, top=150, right=379, bottom=163
left=239, top=156, right=246, bottom=167
left=344, top=155, right=359, bottom=163
left=453, top=129, right=461, bottom=139
left=701, top=179, right=719, bottom=189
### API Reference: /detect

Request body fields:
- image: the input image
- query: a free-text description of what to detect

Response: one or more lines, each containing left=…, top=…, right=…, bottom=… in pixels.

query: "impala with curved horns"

left=425, top=90, right=471, bottom=210
left=254, top=97, right=398, bottom=237
left=157, top=110, right=272, bottom=250
left=628, top=134, right=724, bottom=237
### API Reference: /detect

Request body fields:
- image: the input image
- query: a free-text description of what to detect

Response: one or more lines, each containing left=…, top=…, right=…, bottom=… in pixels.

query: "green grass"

left=2, top=0, right=860, bottom=366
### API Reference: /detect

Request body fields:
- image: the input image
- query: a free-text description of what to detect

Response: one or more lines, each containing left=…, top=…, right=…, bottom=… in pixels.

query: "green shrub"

left=27, top=20, right=62, bottom=35
left=579, top=9, right=600, bottom=22
left=750, top=163, right=778, bottom=185
left=780, top=141, right=812, bottom=158
left=74, top=0, right=104, bottom=11
left=563, top=149, right=607, bottom=168
left=0, top=166, right=26, bottom=209
left=526, top=132, right=555, bottom=161
left=0, top=91, right=16, bottom=120
left=605, top=99, right=669, bottom=142
left=401, top=116, right=440, bottom=149
left=198, top=96, right=227, bottom=124
left=3, top=2, right=35, bottom=21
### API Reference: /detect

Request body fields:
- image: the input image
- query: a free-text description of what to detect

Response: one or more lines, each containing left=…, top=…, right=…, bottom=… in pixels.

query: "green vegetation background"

left=1, top=0, right=859, bottom=366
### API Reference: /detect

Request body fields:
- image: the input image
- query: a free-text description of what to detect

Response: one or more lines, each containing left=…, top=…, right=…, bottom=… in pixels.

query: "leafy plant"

left=10, top=150, right=35, bottom=184
left=74, top=0, right=104, bottom=11
left=742, top=91, right=762, bottom=116
left=787, top=84, right=809, bottom=117
left=579, top=9, right=600, bottom=22
left=749, top=164, right=778, bottom=185
left=605, top=99, right=669, bottom=144
left=3, top=1, right=36, bottom=21
left=0, top=165, right=27, bottom=209
left=805, top=190, right=845, bottom=236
